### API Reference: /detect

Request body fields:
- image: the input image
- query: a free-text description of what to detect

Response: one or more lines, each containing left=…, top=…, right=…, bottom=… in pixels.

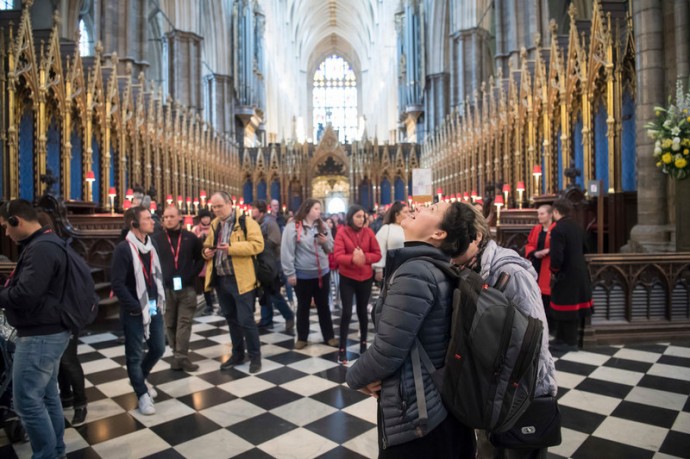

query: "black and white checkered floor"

left=1, top=304, right=690, bottom=458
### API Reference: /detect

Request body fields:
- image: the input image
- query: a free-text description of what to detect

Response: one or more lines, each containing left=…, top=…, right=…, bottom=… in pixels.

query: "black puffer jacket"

left=346, top=244, right=460, bottom=448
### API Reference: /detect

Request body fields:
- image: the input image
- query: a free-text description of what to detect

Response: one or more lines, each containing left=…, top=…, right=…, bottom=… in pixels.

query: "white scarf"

left=125, top=231, right=166, bottom=338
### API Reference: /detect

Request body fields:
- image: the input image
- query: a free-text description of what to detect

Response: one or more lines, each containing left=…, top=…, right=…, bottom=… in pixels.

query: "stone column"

left=98, top=0, right=148, bottom=74
left=205, top=74, right=234, bottom=137
left=628, top=0, right=672, bottom=251
left=674, top=0, right=690, bottom=251
left=164, top=30, right=203, bottom=113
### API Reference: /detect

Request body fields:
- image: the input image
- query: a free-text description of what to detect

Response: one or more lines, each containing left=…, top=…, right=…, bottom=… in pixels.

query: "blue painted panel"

left=594, top=106, right=609, bottom=191
left=243, top=179, right=253, bottom=204
left=557, top=130, right=563, bottom=190
left=110, top=146, right=116, bottom=190
left=394, top=177, right=405, bottom=201
left=19, top=109, right=34, bottom=200
left=380, top=177, right=391, bottom=205
left=270, top=179, right=280, bottom=201
left=46, top=118, right=61, bottom=196
left=92, top=134, right=101, bottom=203
left=70, top=128, right=83, bottom=200
left=573, top=115, right=584, bottom=188
left=359, top=182, right=371, bottom=210
left=622, top=91, right=637, bottom=191
left=290, top=195, right=302, bottom=212
left=257, top=179, right=267, bottom=200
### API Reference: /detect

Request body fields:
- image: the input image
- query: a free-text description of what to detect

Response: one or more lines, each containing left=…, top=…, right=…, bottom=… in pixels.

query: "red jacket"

left=333, top=226, right=382, bottom=281
left=525, top=222, right=555, bottom=296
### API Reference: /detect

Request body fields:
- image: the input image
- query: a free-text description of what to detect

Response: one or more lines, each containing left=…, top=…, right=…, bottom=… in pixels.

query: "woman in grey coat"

left=452, top=203, right=557, bottom=459
left=346, top=201, right=476, bottom=458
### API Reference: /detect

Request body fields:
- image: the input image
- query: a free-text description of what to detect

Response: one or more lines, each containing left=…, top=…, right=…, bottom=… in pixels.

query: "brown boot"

left=178, top=357, right=199, bottom=372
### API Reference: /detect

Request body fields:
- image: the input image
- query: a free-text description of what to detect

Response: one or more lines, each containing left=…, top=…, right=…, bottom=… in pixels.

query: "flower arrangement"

left=647, top=81, right=690, bottom=180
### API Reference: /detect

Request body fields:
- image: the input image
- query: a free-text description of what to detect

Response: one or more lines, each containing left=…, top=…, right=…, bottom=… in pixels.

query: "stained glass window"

left=313, top=55, right=358, bottom=143
left=79, top=19, right=93, bottom=56
left=0, top=1, right=14, bottom=10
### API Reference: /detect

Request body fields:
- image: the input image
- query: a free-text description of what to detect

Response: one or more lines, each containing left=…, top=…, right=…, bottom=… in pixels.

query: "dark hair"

left=552, top=198, right=573, bottom=217
left=438, top=202, right=478, bottom=258
left=198, top=208, right=212, bottom=219
left=124, top=206, right=149, bottom=229
left=0, top=199, right=38, bottom=223
left=294, top=198, right=325, bottom=233
left=383, top=201, right=408, bottom=225
left=253, top=200, right=268, bottom=214
left=212, top=191, right=233, bottom=204
left=326, top=217, right=338, bottom=239
left=345, top=204, right=366, bottom=231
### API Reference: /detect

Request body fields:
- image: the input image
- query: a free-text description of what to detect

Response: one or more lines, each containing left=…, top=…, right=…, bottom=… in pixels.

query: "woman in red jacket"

left=525, top=204, right=556, bottom=333
left=334, top=204, right=382, bottom=363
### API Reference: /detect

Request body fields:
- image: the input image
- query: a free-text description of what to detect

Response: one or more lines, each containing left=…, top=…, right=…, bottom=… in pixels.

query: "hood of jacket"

left=479, top=240, right=537, bottom=284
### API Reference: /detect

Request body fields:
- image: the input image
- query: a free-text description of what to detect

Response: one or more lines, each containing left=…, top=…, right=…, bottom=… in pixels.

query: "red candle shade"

left=125, top=188, right=134, bottom=200
left=150, top=201, right=158, bottom=211
left=108, top=187, right=117, bottom=197
left=516, top=181, right=526, bottom=192
left=183, top=215, right=194, bottom=227
left=502, top=184, right=511, bottom=193
left=166, top=194, right=173, bottom=203
left=186, top=196, right=192, bottom=204
left=463, top=192, right=470, bottom=201
left=199, top=190, right=207, bottom=199
left=85, top=171, right=95, bottom=182
left=533, top=165, right=542, bottom=176
left=436, top=188, right=443, bottom=195
left=494, top=195, right=505, bottom=206
left=470, top=190, right=478, bottom=199
left=177, top=195, right=183, bottom=203
left=123, top=200, right=132, bottom=210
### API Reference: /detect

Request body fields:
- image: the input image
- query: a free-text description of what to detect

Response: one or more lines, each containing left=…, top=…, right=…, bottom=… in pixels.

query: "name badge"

left=173, top=276, right=183, bottom=291
left=148, top=299, right=158, bottom=316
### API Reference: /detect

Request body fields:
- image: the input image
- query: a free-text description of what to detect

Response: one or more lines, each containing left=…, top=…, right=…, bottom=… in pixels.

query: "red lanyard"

left=165, top=231, right=182, bottom=270
left=128, top=242, right=154, bottom=287
left=297, top=221, right=324, bottom=288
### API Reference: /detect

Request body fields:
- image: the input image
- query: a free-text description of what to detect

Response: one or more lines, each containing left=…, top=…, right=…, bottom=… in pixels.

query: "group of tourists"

left=0, top=190, right=592, bottom=458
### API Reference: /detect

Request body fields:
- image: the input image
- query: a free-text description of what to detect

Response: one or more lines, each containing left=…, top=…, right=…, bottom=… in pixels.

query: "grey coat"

left=280, top=219, right=333, bottom=278
left=478, top=240, right=558, bottom=397
left=346, top=244, right=472, bottom=449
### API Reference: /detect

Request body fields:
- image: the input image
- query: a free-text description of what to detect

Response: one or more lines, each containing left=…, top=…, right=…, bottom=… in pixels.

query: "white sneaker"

left=138, top=393, right=155, bottom=415
left=145, top=380, right=157, bottom=399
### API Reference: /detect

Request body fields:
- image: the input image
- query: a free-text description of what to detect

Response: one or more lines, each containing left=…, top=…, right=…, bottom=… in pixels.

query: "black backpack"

left=43, top=237, right=99, bottom=333
left=398, top=257, right=543, bottom=433
left=238, top=215, right=278, bottom=287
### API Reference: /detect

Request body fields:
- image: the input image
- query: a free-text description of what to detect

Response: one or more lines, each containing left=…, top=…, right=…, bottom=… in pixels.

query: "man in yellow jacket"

left=203, top=192, right=264, bottom=373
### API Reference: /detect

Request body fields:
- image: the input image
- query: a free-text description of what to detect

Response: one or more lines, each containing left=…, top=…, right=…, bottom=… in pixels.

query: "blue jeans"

left=13, top=330, right=70, bottom=459
left=259, top=289, right=294, bottom=325
left=216, top=276, right=261, bottom=360
left=121, top=311, right=165, bottom=398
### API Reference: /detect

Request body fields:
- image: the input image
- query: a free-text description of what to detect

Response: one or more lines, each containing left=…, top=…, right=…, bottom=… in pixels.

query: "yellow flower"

left=662, top=153, right=673, bottom=164
left=675, top=157, right=687, bottom=169
left=662, top=138, right=673, bottom=149
left=685, top=149, right=690, bottom=156
left=687, top=116, right=690, bottom=123
left=656, top=161, right=662, bottom=167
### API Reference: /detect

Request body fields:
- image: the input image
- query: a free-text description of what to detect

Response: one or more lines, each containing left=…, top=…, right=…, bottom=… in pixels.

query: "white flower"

left=648, top=130, right=658, bottom=139
left=671, top=126, right=681, bottom=136
left=655, top=140, right=661, bottom=148
left=654, top=146, right=662, bottom=155
left=673, top=143, right=681, bottom=151
left=664, top=120, right=673, bottom=129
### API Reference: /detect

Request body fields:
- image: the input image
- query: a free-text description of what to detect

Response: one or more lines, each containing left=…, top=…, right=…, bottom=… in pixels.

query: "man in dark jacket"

left=549, top=198, right=593, bottom=352
left=0, top=199, right=71, bottom=458
left=111, top=207, right=166, bottom=415
left=153, top=205, right=204, bottom=372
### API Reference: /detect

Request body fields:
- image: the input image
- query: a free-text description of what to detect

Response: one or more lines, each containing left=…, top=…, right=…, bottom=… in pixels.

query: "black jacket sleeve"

left=110, top=243, right=140, bottom=314
left=346, top=262, right=437, bottom=390
left=550, top=224, right=565, bottom=273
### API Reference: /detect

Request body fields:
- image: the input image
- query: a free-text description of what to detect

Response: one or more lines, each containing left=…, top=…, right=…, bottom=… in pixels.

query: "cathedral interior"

left=1, top=0, right=690, bottom=458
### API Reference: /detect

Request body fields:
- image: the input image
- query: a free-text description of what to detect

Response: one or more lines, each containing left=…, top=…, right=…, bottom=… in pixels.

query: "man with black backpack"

left=0, top=199, right=71, bottom=458
left=252, top=200, right=294, bottom=332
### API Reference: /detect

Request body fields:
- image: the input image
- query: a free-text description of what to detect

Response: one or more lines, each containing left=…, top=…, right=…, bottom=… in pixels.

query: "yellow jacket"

left=203, top=214, right=264, bottom=294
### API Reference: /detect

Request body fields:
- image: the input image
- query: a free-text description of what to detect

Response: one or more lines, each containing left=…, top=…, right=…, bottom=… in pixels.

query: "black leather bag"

left=489, top=396, right=562, bottom=449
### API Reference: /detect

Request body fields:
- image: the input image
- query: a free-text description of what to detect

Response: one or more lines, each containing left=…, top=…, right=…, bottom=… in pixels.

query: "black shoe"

left=549, top=341, right=579, bottom=353
left=256, top=321, right=274, bottom=329
left=360, top=341, right=367, bottom=354
left=285, top=319, right=294, bottom=333
left=71, top=407, right=87, bottom=426
left=220, top=354, right=245, bottom=370
left=249, top=358, right=262, bottom=374
left=178, top=357, right=200, bottom=372
left=338, top=349, right=348, bottom=364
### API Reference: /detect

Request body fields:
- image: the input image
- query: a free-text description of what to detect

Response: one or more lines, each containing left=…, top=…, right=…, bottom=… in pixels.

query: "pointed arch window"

left=0, top=0, right=15, bottom=9
left=79, top=18, right=94, bottom=56
left=313, top=55, right=358, bottom=143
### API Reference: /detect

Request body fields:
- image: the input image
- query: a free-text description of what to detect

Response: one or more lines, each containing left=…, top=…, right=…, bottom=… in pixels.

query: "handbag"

left=488, top=396, right=562, bottom=449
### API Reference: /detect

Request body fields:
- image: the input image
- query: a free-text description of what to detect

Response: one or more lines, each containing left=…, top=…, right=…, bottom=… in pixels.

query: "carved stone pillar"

left=164, top=30, right=203, bottom=113
left=628, top=0, right=672, bottom=252
left=204, top=74, right=234, bottom=137
left=97, top=0, right=148, bottom=74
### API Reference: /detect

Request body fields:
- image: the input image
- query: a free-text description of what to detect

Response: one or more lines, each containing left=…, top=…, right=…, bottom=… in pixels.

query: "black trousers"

left=58, top=334, right=87, bottom=408
left=338, top=275, right=373, bottom=348
left=554, top=319, right=579, bottom=346
left=294, top=273, right=334, bottom=342
left=378, top=413, right=476, bottom=459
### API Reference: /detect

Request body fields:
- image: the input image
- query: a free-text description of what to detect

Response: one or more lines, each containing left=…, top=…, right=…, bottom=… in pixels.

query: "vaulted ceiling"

left=283, top=0, right=380, bottom=71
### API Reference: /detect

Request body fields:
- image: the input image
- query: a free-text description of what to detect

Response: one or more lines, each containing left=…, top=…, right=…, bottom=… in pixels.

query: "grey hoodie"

left=479, top=240, right=558, bottom=397
left=280, top=220, right=333, bottom=278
